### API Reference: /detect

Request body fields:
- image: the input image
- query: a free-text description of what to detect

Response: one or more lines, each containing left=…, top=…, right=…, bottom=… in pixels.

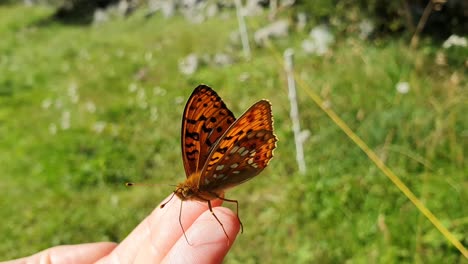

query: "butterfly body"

left=174, top=173, right=224, bottom=202
left=166, top=84, right=277, bottom=243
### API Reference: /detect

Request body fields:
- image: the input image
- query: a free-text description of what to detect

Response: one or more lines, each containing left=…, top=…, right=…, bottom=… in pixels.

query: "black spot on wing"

left=186, top=130, right=200, bottom=140
left=201, top=123, right=213, bottom=133
left=218, top=146, right=228, bottom=154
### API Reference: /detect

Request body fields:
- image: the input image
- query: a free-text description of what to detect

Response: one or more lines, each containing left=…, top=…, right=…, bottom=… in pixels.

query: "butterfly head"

left=174, top=183, right=195, bottom=201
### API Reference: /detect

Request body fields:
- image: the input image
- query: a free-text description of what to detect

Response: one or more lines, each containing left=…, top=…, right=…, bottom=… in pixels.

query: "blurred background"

left=0, top=0, right=466, bottom=262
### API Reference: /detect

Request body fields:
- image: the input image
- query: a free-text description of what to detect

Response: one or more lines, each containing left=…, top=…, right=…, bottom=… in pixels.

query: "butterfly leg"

left=178, top=199, right=192, bottom=246
left=207, top=200, right=231, bottom=245
left=216, top=196, right=244, bottom=233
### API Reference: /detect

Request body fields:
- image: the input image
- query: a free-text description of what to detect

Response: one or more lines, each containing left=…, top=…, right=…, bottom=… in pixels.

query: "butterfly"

left=161, top=84, right=277, bottom=244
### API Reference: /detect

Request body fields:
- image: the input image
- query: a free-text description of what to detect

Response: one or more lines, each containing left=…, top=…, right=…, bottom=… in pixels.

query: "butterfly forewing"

left=198, top=100, right=277, bottom=190
left=181, top=85, right=236, bottom=177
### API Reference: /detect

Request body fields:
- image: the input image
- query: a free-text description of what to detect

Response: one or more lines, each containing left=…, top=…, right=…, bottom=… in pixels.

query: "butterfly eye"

left=182, top=188, right=191, bottom=198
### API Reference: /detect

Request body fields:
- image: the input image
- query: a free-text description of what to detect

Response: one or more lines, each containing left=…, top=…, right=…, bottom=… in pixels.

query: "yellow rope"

left=265, top=42, right=468, bottom=258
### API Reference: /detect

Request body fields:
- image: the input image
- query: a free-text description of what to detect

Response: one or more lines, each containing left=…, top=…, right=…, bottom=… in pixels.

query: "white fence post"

left=234, top=0, right=251, bottom=60
left=284, top=48, right=306, bottom=174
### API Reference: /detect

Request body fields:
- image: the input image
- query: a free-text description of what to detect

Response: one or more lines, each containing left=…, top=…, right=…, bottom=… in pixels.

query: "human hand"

left=3, top=194, right=240, bottom=264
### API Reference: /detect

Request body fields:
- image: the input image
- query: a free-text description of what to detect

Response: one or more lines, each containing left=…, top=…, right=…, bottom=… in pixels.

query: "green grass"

left=1, top=4, right=467, bottom=263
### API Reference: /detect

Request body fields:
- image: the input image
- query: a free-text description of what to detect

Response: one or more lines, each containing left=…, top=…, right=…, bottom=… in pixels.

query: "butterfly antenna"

left=160, top=192, right=176, bottom=209
left=125, top=182, right=173, bottom=187
left=179, top=199, right=192, bottom=246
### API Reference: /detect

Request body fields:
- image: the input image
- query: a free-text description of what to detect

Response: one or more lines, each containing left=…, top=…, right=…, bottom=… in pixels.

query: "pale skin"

left=2, top=194, right=240, bottom=264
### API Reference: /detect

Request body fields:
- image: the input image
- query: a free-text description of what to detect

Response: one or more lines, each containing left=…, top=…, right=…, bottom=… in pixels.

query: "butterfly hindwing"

left=198, top=100, right=277, bottom=191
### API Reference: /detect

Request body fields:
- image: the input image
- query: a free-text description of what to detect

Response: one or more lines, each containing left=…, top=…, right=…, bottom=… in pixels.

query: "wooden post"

left=234, top=0, right=251, bottom=60
left=284, top=49, right=306, bottom=174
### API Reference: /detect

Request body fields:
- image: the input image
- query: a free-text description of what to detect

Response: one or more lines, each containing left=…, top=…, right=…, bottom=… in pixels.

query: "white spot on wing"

left=216, top=165, right=224, bottom=171
left=230, top=146, right=239, bottom=154
left=230, top=163, right=239, bottom=169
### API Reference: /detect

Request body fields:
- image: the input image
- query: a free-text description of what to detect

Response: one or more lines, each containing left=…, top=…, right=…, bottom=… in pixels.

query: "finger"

left=101, top=193, right=222, bottom=263
left=161, top=207, right=240, bottom=264
left=3, top=242, right=116, bottom=264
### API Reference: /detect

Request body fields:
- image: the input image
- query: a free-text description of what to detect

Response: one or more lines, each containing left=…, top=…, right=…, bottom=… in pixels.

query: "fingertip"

left=194, top=207, right=241, bottom=245
left=162, top=207, right=240, bottom=263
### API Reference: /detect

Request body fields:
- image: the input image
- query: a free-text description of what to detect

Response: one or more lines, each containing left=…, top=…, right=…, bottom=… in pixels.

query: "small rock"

left=359, top=19, right=374, bottom=39
left=254, top=19, right=289, bottom=45
left=206, top=3, right=219, bottom=17
left=302, top=24, right=334, bottom=55
left=93, top=8, right=108, bottom=24
left=213, top=53, right=234, bottom=66
left=443, top=35, right=467, bottom=49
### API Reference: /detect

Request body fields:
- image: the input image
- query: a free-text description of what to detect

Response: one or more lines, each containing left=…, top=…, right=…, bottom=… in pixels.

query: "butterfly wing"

left=181, top=85, right=236, bottom=177
left=198, top=100, right=277, bottom=191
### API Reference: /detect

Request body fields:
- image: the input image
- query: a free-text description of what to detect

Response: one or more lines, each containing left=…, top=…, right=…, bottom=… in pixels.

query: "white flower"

left=175, top=96, right=184, bottom=105
left=150, top=107, right=158, bottom=122
left=396, top=82, right=410, bottom=94
left=153, top=86, right=167, bottom=96
left=144, top=52, right=153, bottom=61
left=93, top=9, right=108, bottom=24
left=128, top=83, right=138, bottom=93
left=41, top=98, right=52, bottom=109
left=213, top=53, right=233, bottom=66
left=179, top=54, right=199, bottom=75
left=443, top=35, right=467, bottom=49
left=299, top=129, right=310, bottom=143
left=55, top=99, right=63, bottom=109
left=92, top=121, right=106, bottom=134
left=359, top=19, right=374, bottom=39
left=68, top=82, right=79, bottom=104
left=322, top=100, right=332, bottom=109
left=49, top=123, right=57, bottom=135
left=110, top=195, right=119, bottom=207
left=136, top=88, right=147, bottom=109
left=60, top=111, right=71, bottom=130
left=85, top=101, right=96, bottom=113
left=239, top=72, right=250, bottom=82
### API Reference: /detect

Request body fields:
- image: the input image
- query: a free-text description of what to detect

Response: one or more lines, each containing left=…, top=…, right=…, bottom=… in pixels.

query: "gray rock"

left=302, top=25, right=334, bottom=55
left=242, top=0, right=263, bottom=17
left=93, top=8, right=109, bottom=24
left=359, top=19, right=375, bottom=39
left=206, top=3, right=219, bottom=17
left=213, top=53, right=234, bottom=66
left=254, top=19, right=289, bottom=45
left=147, top=0, right=176, bottom=18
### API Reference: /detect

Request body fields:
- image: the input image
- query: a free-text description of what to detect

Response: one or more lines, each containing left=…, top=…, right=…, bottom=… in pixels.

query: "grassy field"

left=1, top=4, right=466, bottom=263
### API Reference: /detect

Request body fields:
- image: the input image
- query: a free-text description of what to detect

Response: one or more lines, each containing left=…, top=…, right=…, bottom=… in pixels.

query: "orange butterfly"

left=161, top=85, right=277, bottom=244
